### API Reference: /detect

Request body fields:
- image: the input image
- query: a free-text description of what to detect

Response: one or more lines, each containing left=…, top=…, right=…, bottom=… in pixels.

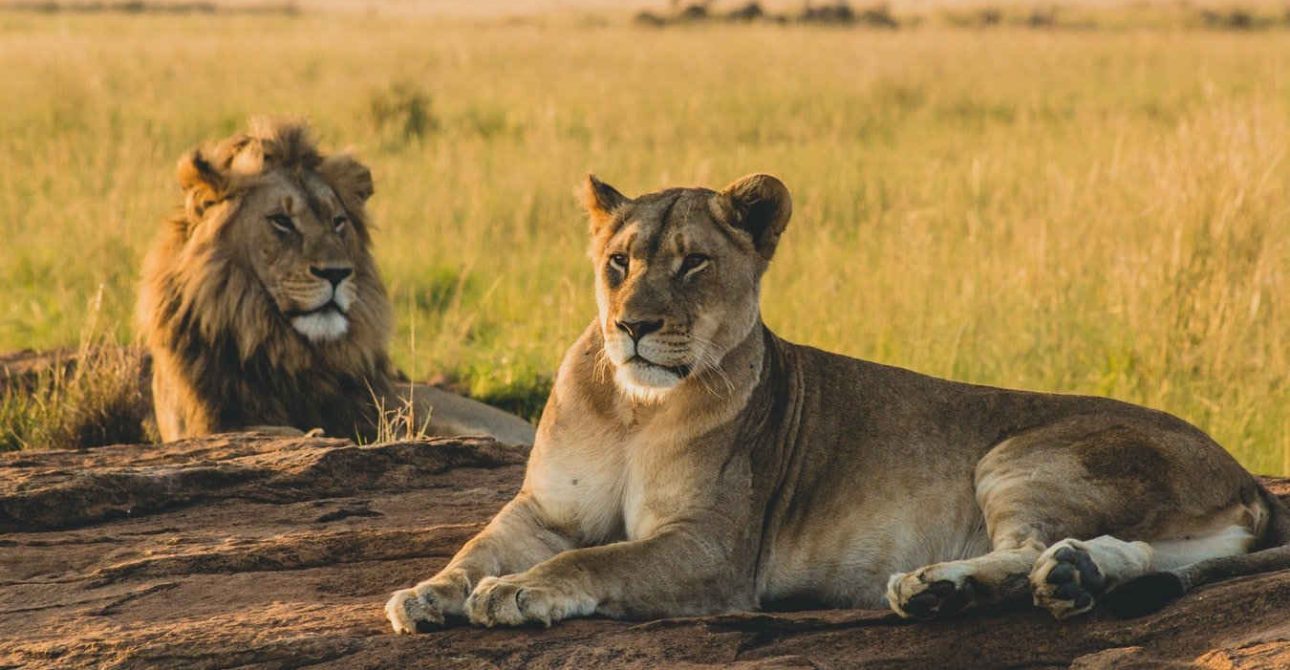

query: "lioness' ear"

left=318, top=154, right=374, bottom=213
left=177, top=148, right=227, bottom=222
left=581, top=174, right=629, bottom=235
left=714, top=173, right=792, bottom=260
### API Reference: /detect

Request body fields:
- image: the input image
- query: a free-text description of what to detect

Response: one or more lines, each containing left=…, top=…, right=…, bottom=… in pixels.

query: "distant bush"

left=633, top=1, right=899, bottom=29
left=724, top=2, right=763, bottom=22
left=1197, top=8, right=1276, bottom=30
left=634, top=9, right=667, bottom=26
left=368, top=82, right=436, bottom=141
left=0, top=1, right=298, bottom=15
left=798, top=2, right=856, bottom=25
left=857, top=4, right=899, bottom=28
left=940, top=5, right=1074, bottom=29
left=979, top=7, right=1003, bottom=25
left=677, top=2, right=709, bottom=22
left=1027, top=7, right=1057, bottom=28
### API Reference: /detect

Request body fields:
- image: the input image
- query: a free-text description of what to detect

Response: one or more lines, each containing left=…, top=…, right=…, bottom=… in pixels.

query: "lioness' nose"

left=310, top=266, right=353, bottom=287
left=616, top=319, right=663, bottom=342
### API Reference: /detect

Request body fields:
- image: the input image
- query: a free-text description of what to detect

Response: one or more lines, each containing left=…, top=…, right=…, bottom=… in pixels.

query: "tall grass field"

left=0, top=8, right=1286, bottom=474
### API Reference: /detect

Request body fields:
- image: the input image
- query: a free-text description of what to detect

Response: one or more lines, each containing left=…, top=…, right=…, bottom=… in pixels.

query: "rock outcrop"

left=2, top=434, right=1288, bottom=668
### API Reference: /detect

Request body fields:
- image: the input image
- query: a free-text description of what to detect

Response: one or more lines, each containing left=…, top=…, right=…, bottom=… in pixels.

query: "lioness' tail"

left=1107, top=483, right=1290, bottom=618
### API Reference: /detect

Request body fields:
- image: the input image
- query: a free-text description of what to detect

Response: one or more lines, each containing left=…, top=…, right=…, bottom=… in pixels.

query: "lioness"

left=386, top=174, right=1289, bottom=631
left=138, top=119, right=534, bottom=446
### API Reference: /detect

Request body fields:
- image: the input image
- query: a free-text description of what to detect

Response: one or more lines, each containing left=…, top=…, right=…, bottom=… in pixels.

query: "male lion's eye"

left=333, top=215, right=348, bottom=233
left=680, top=254, right=710, bottom=276
left=608, top=253, right=628, bottom=272
left=267, top=213, right=296, bottom=234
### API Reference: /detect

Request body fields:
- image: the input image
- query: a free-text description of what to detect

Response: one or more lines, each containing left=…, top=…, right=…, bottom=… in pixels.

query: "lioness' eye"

left=333, top=215, right=348, bottom=233
left=680, top=253, right=710, bottom=276
left=608, top=253, right=628, bottom=272
left=267, top=213, right=295, bottom=234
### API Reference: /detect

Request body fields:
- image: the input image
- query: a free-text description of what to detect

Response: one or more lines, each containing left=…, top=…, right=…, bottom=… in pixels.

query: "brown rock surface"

left=1, top=434, right=1288, bottom=669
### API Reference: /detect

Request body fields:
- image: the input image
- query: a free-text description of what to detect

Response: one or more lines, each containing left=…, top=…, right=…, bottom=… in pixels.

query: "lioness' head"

left=141, top=119, right=391, bottom=379
left=581, top=174, right=791, bottom=402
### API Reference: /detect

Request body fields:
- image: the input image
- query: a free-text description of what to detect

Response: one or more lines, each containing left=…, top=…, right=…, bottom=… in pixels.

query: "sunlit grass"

left=0, top=14, right=1285, bottom=473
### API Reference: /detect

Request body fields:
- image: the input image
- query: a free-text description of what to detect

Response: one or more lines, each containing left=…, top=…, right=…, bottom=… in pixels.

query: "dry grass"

left=0, top=291, right=152, bottom=450
left=0, top=11, right=1285, bottom=473
left=365, top=382, right=435, bottom=444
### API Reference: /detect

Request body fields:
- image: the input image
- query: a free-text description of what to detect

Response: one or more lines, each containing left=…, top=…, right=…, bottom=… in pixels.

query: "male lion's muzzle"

left=284, top=265, right=358, bottom=342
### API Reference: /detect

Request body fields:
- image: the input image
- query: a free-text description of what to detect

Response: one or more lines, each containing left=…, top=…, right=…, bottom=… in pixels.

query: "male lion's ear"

left=581, top=174, right=629, bottom=234
left=319, top=154, right=375, bottom=213
left=714, top=173, right=792, bottom=260
left=176, top=148, right=228, bottom=222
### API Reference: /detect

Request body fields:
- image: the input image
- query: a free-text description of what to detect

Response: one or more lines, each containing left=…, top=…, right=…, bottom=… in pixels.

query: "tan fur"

left=138, top=119, right=535, bottom=446
left=386, top=174, right=1287, bottom=632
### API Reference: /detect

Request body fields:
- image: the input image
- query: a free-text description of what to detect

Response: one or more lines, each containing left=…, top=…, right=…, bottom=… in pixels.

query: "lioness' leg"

left=465, top=519, right=747, bottom=627
left=386, top=495, right=574, bottom=633
left=886, top=538, right=1041, bottom=618
left=888, top=415, right=1265, bottom=620
left=1033, top=524, right=1257, bottom=619
left=887, top=430, right=1103, bottom=619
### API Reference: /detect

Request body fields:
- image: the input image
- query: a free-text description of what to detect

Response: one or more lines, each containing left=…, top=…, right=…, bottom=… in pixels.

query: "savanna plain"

left=0, top=7, right=1286, bottom=476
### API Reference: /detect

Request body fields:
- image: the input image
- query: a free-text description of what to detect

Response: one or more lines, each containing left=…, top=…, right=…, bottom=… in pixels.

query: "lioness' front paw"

left=464, top=575, right=594, bottom=627
left=1030, top=540, right=1106, bottom=620
left=385, top=575, right=470, bottom=634
left=386, top=588, right=442, bottom=634
left=886, top=563, right=978, bottom=619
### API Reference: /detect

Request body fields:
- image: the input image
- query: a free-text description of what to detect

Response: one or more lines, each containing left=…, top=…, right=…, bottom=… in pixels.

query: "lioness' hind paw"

left=1030, top=541, right=1106, bottom=620
left=886, top=566, right=977, bottom=619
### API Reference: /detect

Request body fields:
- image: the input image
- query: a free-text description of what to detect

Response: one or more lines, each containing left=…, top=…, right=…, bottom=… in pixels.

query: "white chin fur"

left=292, top=311, right=349, bottom=342
left=614, top=362, right=681, bottom=403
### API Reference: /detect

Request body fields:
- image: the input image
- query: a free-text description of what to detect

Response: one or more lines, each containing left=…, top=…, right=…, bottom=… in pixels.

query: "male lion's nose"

left=310, top=266, right=353, bottom=287
left=616, top=319, right=663, bottom=342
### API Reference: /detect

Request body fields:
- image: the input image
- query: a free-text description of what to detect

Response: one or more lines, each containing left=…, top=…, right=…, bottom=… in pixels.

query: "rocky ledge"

left=1, top=434, right=1288, bottom=669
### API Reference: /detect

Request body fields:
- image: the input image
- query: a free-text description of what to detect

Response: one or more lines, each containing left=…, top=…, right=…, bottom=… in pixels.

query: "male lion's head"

left=140, top=118, right=391, bottom=378
left=580, top=174, right=791, bottom=403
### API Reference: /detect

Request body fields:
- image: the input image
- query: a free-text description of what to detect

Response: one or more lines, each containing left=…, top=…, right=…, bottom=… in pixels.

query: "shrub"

left=368, top=82, right=436, bottom=141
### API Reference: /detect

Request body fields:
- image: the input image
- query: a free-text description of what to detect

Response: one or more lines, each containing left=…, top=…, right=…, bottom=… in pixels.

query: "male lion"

left=386, top=173, right=1289, bottom=631
left=137, top=119, right=534, bottom=446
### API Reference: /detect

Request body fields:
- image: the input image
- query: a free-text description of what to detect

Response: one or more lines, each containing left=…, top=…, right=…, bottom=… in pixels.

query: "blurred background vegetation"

left=0, top=1, right=1286, bottom=474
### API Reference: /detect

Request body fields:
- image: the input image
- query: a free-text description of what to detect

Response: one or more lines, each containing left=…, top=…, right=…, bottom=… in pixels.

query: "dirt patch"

left=1, top=435, right=1288, bottom=668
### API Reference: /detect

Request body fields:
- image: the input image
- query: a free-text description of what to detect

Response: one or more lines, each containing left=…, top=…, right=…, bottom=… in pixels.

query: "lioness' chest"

left=527, top=418, right=715, bottom=544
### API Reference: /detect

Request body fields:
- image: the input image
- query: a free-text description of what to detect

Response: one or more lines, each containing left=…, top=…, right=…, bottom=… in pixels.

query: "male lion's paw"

left=886, top=562, right=978, bottom=619
left=1030, top=540, right=1106, bottom=620
left=386, top=588, right=443, bottom=634
left=464, top=575, right=594, bottom=628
